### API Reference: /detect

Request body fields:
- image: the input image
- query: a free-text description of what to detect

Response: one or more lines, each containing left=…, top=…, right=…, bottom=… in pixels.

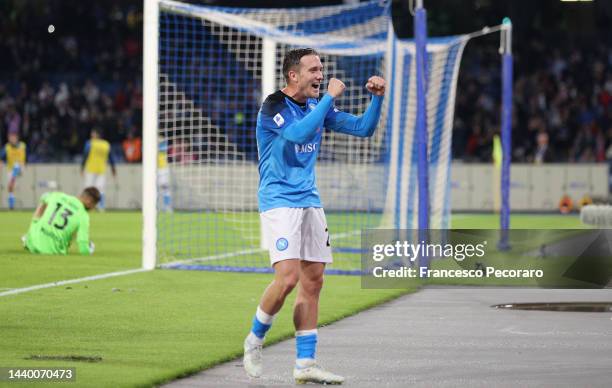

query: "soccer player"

left=22, top=187, right=101, bottom=255
left=243, top=48, right=385, bottom=384
left=158, top=136, right=172, bottom=212
left=81, top=128, right=116, bottom=211
left=0, top=132, right=27, bottom=210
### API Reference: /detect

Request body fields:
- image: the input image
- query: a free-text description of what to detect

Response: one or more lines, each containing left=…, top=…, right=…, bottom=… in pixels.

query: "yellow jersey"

left=158, top=140, right=168, bottom=169
left=2, top=141, right=26, bottom=170
left=83, top=138, right=113, bottom=174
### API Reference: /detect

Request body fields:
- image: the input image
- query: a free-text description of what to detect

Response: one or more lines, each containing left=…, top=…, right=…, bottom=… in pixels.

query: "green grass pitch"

left=0, top=211, right=582, bottom=387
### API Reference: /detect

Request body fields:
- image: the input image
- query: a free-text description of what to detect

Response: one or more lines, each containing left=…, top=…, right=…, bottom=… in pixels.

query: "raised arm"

left=324, top=76, right=386, bottom=138
left=281, top=95, right=333, bottom=144
left=267, top=78, right=346, bottom=145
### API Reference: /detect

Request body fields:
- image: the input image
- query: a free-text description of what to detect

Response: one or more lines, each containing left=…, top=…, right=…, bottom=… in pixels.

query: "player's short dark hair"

left=82, top=186, right=101, bottom=204
left=282, top=48, right=319, bottom=83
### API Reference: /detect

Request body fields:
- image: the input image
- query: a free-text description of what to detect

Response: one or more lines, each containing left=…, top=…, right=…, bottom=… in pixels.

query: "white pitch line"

left=0, top=230, right=364, bottom=296
left=161, top=229, right=362, bottom=267
left=160, top=247, right=264, bottom=267
left=0, top=268, right=148, bottom=298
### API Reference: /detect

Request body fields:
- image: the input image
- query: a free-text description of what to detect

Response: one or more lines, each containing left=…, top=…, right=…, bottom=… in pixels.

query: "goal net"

left=145, top=0, right=471, bottom=272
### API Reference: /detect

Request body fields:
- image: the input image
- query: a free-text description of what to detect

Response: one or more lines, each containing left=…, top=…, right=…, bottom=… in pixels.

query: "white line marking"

left=500, top=326, right=605, bottom=337
left=161, top=229, right=361, bottom=267
left=0, top=268, right=148, bottom=298
left=160, top=248, right=264, bottom=267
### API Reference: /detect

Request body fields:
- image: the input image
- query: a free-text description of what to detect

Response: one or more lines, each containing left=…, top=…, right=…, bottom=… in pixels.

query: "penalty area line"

left=0, top=268, right=148, bottom=298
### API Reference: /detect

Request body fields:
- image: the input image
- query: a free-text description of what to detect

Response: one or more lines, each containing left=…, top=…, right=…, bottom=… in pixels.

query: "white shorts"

left=157, top=168, right=170, bottom=188
left=260, top=207, right=332, bottom=265
left=84, top=173, right=105, bottom=192
left=6, top=163, right=21, bottom=183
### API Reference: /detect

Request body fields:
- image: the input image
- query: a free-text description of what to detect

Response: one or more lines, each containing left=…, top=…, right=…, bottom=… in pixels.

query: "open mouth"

left=311, top=83, right=320, bottom=91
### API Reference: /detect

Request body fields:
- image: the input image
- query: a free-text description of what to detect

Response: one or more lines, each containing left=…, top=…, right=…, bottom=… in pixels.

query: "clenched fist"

left=366, top=76, right=386, bottom=96
left=327, top=78, right=346, bottom=98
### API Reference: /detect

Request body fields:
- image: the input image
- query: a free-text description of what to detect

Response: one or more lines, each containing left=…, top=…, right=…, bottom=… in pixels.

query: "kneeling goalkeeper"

left=23, top=187, right=101, bottom=255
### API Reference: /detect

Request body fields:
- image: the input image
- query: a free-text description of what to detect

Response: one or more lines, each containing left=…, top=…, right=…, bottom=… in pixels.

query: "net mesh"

left=156, top=0, right=467, bottom=272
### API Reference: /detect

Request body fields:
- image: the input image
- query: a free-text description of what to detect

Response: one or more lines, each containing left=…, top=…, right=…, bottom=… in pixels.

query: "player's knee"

left=301, top=276, right=324, bottom=296
left=278, top=274, right=299, bottom=296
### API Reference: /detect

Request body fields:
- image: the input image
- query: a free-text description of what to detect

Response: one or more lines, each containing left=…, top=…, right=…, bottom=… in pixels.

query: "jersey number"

left=48, top=203, right=74, bottom=230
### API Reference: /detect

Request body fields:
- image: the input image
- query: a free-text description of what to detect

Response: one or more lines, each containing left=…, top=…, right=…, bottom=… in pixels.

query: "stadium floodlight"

left=142, top=0, right=512, bottom=272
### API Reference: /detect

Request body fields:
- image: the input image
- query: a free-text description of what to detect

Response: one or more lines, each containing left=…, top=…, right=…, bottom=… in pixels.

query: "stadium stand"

left=0, top=0, right=610, bottom=166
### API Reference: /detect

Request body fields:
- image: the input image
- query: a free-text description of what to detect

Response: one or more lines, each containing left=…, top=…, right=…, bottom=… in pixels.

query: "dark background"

left=0, top=0, right=610, bottom=163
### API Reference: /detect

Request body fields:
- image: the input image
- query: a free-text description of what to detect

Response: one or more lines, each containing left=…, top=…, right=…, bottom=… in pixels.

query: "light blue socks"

left=295, top=329, right=318, bottom=368
left=247, top=306, right=275, bottom=345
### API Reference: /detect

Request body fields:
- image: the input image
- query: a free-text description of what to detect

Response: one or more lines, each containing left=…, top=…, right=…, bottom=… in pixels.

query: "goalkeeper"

left=243, top=48, right=385, bottom=385
left=22, top=187, right=101, bottom=255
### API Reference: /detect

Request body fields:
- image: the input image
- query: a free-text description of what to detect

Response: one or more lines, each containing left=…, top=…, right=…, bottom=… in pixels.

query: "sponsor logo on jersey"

left=273, top=113, right=285, bottom=127
left=309, top=103, right=316, bottom=110
left=276, top=237, right=289, bottom=251
left=295, top=143, right=318, bottom=154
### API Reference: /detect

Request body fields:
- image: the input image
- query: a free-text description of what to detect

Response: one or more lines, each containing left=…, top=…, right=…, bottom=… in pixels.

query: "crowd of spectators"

left=454, top=39, right=612, bottom=164
left=0, top=0, right=611, bottom=165
left=0, top=80, right=142, bottom=162
left=0, top=0, right=142, bottom=162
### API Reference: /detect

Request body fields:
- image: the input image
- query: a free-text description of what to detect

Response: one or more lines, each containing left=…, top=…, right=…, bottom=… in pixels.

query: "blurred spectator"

left=533, top=131, right=555, bottom=164
left=122, top=129, right=141, bottom=163
left=83, top=80, right=100, bottom=106
left=569, top=122, right=606, bottom=163
left=4, top=104, right=21, bottom=135
left=168, top=137, right=193, bottom=165
left=455, top=38, right=612, bottom=163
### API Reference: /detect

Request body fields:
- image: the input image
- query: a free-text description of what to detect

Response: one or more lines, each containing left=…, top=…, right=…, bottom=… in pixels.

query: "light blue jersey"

left=256, top=90, right=383, bottom=212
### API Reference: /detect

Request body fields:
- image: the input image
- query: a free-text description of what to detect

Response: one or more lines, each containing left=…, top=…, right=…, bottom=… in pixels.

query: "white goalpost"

left=143, top=0, right=159, bottom=270
left=142, top=0, right=511, bottom=272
